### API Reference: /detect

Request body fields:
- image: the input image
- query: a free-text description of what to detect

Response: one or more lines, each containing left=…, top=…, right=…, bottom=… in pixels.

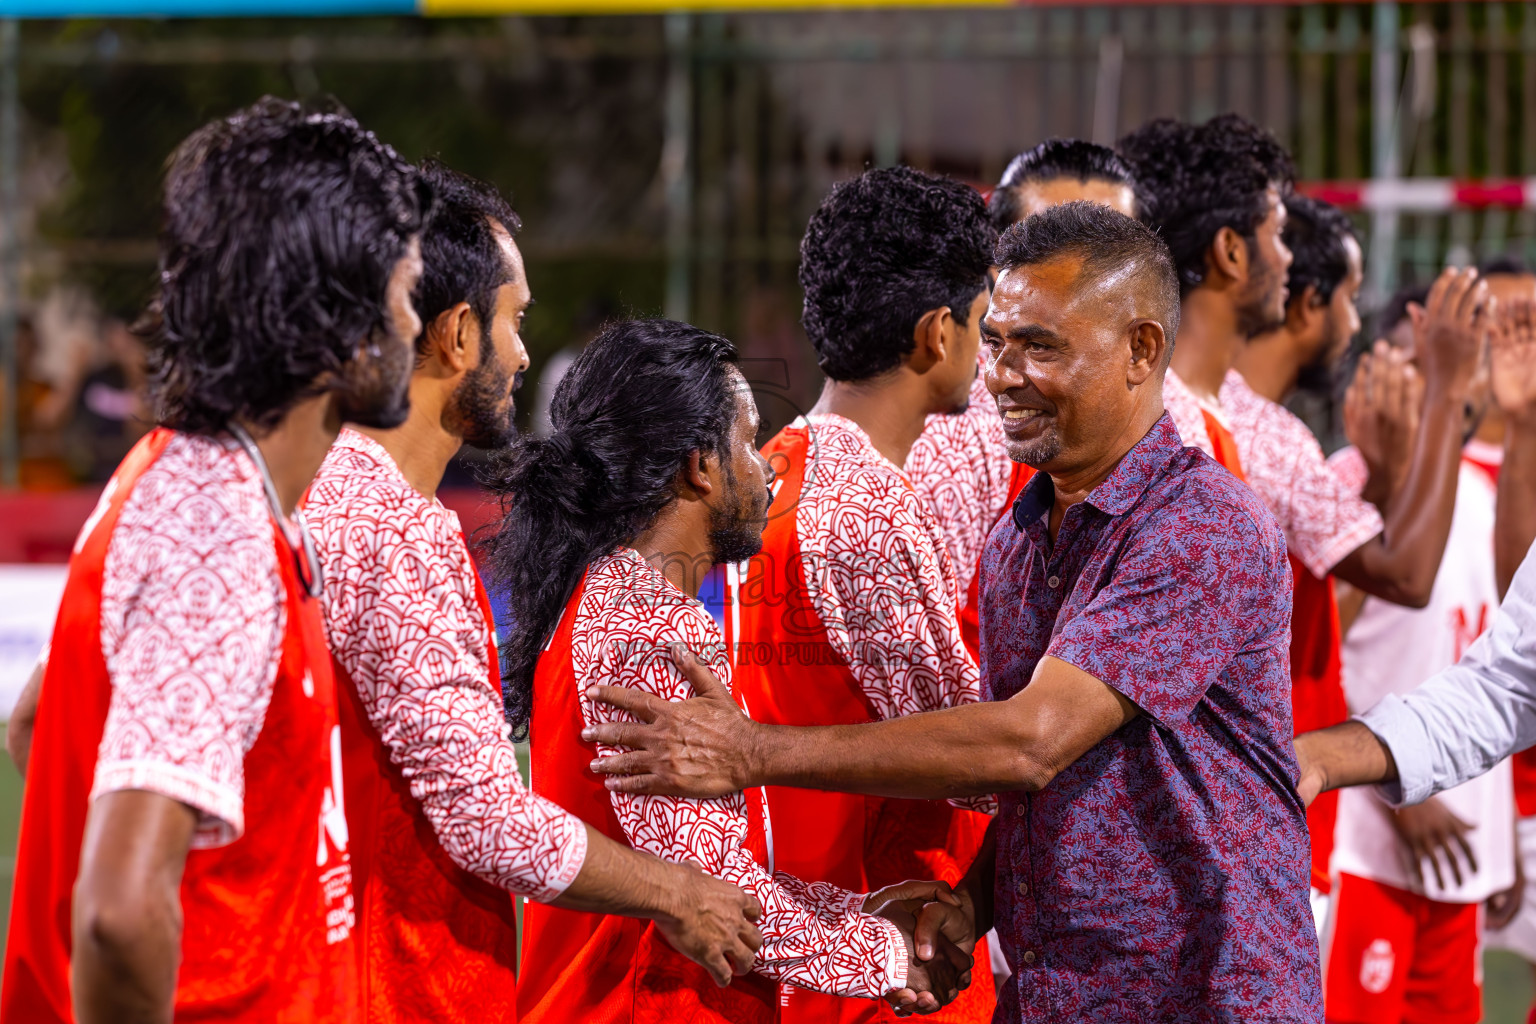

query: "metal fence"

left=6, top=3, right=1536, bottom=481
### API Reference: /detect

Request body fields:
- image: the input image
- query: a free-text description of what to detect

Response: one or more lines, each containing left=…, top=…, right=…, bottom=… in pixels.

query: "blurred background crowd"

left=6, top=3, right=1536, bottom=491
left=5, top=3, right=1536, bottom=1015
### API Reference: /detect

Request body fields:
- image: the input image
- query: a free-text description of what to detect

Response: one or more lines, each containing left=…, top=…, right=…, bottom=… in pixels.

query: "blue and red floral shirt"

left=978, top=413, right=1322, bottom=1023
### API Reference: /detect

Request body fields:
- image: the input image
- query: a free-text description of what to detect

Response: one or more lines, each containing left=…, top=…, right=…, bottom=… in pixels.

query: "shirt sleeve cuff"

left=92, top=759, right=243, bottom=848
left=1308, top=511, right=1385, bottom=579
left=870, top=913, right=909, bottom=992
left=948, top=793, right=998, bottom=815
left=526, top=812, right=590, bottom=903
left=1354, top=696, right=1435, bottom=806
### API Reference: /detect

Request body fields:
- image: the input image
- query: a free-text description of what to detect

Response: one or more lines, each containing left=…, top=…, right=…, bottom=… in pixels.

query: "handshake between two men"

left=586, top=646, right=991, bottom=1018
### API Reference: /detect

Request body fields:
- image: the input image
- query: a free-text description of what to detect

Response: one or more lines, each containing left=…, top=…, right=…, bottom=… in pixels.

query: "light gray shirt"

left=1359, top=542, right=1536, bottom=805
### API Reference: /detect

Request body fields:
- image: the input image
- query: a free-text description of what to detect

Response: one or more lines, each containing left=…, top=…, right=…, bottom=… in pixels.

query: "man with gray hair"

left=584, top=202, right=1323, bottom=1022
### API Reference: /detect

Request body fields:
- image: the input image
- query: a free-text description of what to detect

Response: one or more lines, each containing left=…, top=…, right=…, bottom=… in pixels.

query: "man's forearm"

left=742, top=700, right=1038, bottom=799
left=1342, top=388, right=1467, bottom=604
left=957, top=820, right=997, bottom=937
left=73, top=792, right=195, bottom=1024
left=1497, top=412, right=1536, bottom=598
left=553, top=824, right=688, bottom=918
left=1294, top=720, right=1399, bottom=797
left=73, top=907, right=181, bottom=1024
left=73, top=913, right=181, bottom=1024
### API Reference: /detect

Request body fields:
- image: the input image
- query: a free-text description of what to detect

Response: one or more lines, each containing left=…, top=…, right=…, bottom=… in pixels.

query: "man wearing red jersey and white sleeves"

left=906, top=139, right=1139, bottom=656
left=303, top=164, right=764, bottom=1023
left=0, top=99, right=428, bottom=1024
left=1125, top=112, right=1479, bottom=908
left=726, top=167, right=998, bottom=1024
left=1117, top=114, right=1296, bottom=483
left=485, top=319, right=969, bottom=1023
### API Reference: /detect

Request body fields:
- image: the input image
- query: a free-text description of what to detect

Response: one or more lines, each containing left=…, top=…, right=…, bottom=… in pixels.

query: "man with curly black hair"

left=1116, top=113, right=1295, bottom=473
left=721, top=165, right=1000, bottom=1024
left=1, top=97, right=428, bottom=1023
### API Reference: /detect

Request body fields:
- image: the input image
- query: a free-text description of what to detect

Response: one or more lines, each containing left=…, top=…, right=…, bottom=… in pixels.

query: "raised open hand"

left=1343, top=340, right=1423, bottom=505
left=582, top=644, right=759, bottom=799
left=1490, top=296, right=1536, bottom=419
left=1413, top=265, right=1488, bottom=396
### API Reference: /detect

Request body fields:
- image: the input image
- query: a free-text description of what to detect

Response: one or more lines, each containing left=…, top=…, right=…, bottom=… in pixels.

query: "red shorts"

left=1323, top=872, right=1482, bottom=1024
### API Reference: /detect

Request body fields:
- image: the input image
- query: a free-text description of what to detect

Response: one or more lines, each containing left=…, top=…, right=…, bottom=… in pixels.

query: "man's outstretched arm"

left=585, top=647, right=1138, bottom=800
left=1292, top=721, right=1400, bottom=805
left=551, top=823, right=764, bottom=986
left=1296, top=539, right=1536, bottom=808
left=73, top=790, right=197, bottom=1024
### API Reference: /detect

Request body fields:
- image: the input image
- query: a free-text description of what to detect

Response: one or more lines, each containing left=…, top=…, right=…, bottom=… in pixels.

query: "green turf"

left=0, top=752, right=19, bottom=958
left=1489, top=949, right=1535, bottom=1023
left=0, top=748, right=1530, bottom=1020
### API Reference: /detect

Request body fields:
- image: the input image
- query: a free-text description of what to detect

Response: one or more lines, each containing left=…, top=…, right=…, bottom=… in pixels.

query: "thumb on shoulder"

left=670, top=642, right=734, bottom=700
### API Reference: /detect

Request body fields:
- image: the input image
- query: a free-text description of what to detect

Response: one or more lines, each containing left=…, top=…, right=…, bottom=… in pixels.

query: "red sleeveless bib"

left=335, top=548, right=520, bottom=1022
left=518, top=571, right=778, bottom=1024
left=735, top=425, right=995, bottom=1024
left=1, top=428, right=358, bottom=1023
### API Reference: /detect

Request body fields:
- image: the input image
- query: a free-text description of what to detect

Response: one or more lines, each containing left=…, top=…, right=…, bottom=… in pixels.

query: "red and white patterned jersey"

left=1220, top=369, right=1383, bottom=577
left=905, top=362, right=1014, bottom=601
left=308, top=428, right=587, bottom=900
left=574, top=546, right=907, bottom=998
left=95, top=432, right=287, bottom=844
left=5, top=428, right=359, bottom=1024
left=797, top=413, right=981, bottom=717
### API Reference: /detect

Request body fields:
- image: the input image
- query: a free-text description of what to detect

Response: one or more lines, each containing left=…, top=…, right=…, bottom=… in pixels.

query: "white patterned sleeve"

left=906, top=374, right=1014, bottom=602
left=1243, top=410, right=1383, bottom=578
left=94, top=444, right=286, bottom=848
left=811, top=477, right=982, bottom=721
left=322, top=499, right=587, bottom=901
left=584, top=606, right=907, bottom=999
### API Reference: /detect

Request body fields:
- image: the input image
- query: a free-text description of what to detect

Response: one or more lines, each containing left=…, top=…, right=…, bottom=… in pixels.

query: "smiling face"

left=983, top=255, right=1168, bottom=477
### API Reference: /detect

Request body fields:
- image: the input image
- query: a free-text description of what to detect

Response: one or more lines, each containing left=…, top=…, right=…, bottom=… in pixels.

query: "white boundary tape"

left=1301, top=178, right=1536, bottom=212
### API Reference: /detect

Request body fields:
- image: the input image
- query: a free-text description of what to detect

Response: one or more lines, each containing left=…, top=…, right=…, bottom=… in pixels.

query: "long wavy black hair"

left=148, top=96, right=430, bottom=434
left=482, top=318, right=740, bottom=735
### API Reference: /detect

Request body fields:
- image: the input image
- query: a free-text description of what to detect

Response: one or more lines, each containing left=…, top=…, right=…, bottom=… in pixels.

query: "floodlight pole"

left=663, top=11, right=693, bottom=324
left=0, top=19, right=17, bottom=490
left=1369, top=1, right=1402, bottom=308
